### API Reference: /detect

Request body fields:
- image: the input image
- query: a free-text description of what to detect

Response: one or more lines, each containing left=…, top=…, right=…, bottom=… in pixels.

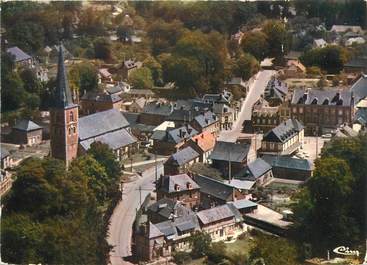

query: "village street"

left=218, top=70, right=276, bottom=142
left=108, top=163, right=164, bottom=265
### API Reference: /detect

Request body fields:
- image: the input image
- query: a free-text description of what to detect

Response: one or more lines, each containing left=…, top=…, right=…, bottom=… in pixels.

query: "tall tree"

left=241, top=31, right=269, bottom=60
left=262, top=20, right=289, bottom=60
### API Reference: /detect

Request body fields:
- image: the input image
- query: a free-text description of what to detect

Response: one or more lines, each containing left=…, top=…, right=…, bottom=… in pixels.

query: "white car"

left=322, top=134, right=332, bottom=138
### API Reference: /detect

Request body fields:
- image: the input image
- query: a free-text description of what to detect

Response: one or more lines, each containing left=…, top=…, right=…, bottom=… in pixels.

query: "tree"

left=232, top=53, right=260, bottom=81
left=241, top=31, right=269, bottom=60
left=306, top=66, right=322, bottom=76
left=249, top=233, right=300, bottom=265
left=262, top=20, right=288, bottom=59
left=293, top=156, right=358, bottom=251
left=128, top=67, right=154, bottom=90
left=190, top=231, right=211, bottom=258
left=69, top=62, right=98, bottom=95
left=207, top=242, right=227, bottom=264
left=87, top=142, right=120, bottom=187
left=20, top=69, right=43, bottom=95
left=9, top=21, right=45, bottom=53
left=300, top=46, right=350, bottom=74
left=116, top=25, right=133, bottom=42
left=316, top=75, right=327, bottom=88
left=143, top=56, right=162, bottom=85
left=147, top=19, right=185, bottom=55
left=94, top=38, right=112, bottom=61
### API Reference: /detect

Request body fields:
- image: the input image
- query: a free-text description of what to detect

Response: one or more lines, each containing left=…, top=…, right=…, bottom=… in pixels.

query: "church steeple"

left=50, top=43, right=79, bottom=166
left=53, top=44, right=75, bottom=108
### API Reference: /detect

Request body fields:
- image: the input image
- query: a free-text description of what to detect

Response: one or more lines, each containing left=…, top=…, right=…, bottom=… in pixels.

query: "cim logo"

left=333, top=246, right=360, bottom=257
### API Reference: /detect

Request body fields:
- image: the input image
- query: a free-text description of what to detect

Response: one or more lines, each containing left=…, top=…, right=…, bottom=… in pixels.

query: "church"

left=50, top=45, right=138, bottom=166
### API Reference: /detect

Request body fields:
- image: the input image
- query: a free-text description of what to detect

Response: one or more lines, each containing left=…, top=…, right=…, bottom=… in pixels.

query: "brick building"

left=290, top=88, right=354, bottom=134
left=80, top=92, right=122, bottom=115
left=11, top=119, right=43, bottom=146
left=190, top=111, right=220, bottom=136
left=157, top=174, right=200, bottom=210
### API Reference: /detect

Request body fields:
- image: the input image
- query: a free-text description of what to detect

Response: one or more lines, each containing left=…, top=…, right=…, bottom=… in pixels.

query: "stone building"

left=234, top=158, right=273, bottom=187
left=157, top=174, right=201, bottom=210
left=261, top=119, right=304, bottom=155
left=139, top=101, right=173, bottom=126
left=121, top=59, right=142, bottom=79
left=11, top=119, right=43, bottom=146
left=290, top=88, right=354, bottom=134
left=164, top=146, right=200, bottom=175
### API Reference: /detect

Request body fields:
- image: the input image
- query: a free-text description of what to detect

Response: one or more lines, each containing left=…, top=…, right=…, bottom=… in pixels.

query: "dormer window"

left=186, top=182, right=192, bottom=190
left=174, top=184, right=180, bottom=191
left=322, top=99, right=329, bottom=105
left=311, top=98, right=318, bottom=104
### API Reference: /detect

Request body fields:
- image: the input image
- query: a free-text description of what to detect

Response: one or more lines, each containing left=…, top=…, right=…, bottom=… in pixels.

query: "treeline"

left=1, top=142, right=120, bottom=265
left=293, top=135, right=367, bottom=255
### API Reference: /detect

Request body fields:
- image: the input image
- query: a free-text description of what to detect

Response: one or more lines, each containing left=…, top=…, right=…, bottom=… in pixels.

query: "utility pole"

left=154, top=151, right=158, bottom=189
left=228, top=149, right=231, bottom=182
left=139, top=186, right=142, bottom=206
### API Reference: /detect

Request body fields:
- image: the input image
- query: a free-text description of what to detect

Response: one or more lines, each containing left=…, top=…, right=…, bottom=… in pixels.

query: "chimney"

left=186, top=182, right=192, bottom=190
left=179, top=129, right=182, bottom=137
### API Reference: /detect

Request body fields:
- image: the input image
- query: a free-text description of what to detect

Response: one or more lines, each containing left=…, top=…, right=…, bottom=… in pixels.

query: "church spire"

left=53, top=44, right=74, bottom=108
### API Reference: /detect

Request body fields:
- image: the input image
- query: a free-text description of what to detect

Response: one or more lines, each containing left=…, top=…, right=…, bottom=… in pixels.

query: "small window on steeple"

left=70, top=111, right=74, bottom=122
left=68, top=127, right=72, bottom=135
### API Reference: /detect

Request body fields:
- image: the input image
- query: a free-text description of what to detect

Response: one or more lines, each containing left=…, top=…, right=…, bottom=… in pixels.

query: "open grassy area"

left=225, top=236, right=254, bottom=257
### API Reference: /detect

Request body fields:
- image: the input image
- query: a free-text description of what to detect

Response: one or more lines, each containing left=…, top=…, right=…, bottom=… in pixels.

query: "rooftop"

left=197, top=204, right=241, bottom=225
left=167, top=146, right=200, bottom=166
left=79, top=109, right=129, bottom=141
left=193, top=111, right=218, bottom=128
left=6, top=46, right=31, bottom=62
left=209, top=141, right=250, bottom=163
left=235, top=158, right=272, bottom=180
left=12, top=119, right=42, bottom=132
left=292, top=88, right=353, bottom=107
left=262, top=155, right=312, bottom=171
left=263, top=119, right=304, bottom=143
left=194, top=175, right=234, bottom=202
left=159, top=174, right=200, bottom=194
left=188, top=131, right=216, bottom=153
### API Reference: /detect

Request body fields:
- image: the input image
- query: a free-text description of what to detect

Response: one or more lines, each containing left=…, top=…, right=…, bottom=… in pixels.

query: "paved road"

left=219, top=70, right=276, bottom=142
left=108, top=163, right=164, bottom=265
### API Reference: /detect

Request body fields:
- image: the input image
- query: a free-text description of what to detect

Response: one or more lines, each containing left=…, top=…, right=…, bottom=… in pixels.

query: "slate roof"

left=262, top=119, right=304, bottom=143
left=81, top=92, right=121, bottom=103
left=143, top=101, right=173, bottom=116
left=124, top=59, right=142, bottom=69
left=193, top=111, right=218, bottom=129
left=262, top=155, right=312, bottom=171
left=122, top=112, right=140, bottom=126
left=235, top=158, right=272, bottom=180
left=79, top=128, right=136, bottom=151
left=128, top=89, right=155, bottom=96
left=314, top=38, right=327, bottom=47
left=167, top=146, right=200, bottom=166
left=106, top=82, right=130, bottom=94
left=209, top=141, right=250, bottom=163
left=12, top=120, right=42, bottom=132
left=149, top=222, right=164, bottom=239
left=159, top=174, right=200, bottom=194
left=151, top=130, right=168, bottom=141
left=167, top=109, right=200, bottom=123
left=197, top=204, right=239, bottom=225
left=98, top=68, right=112, bottom=78
left=265, top=77, right=288, bottom=101
left=354, top=108, right=367, bottom=126
left=6, top=46, right=31, bottom=62
left=212, top=103, right=233, bottom=115
left=224, top=179, right=256, bottom=190
left=147, top=198, right=194, bottom=220
left=52, top=44, right=76, bottom=109
left=228, top=199, right=258, bottom=210
left=167, top=125, right=198, bottom=144
left=194, top=175, right=234, bottom=201
left=350, top=74, right=367, bottom=103
left=1, top=147, right=10, bottom=160
left=154, top=212, right=200, bottom=239
left=291, top=88, right=353, bottom=106
left=78, top=109, right=129, bottom=140
left=331, top=25, right=363, bottom=33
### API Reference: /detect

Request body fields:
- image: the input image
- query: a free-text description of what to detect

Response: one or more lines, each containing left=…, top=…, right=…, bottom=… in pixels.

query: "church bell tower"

left=50, top=45, right=79, bottom=166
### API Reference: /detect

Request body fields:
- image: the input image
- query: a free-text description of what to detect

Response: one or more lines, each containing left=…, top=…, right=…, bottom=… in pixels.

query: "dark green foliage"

left=20, top=69, right=43, bottom=94
left=207, top=242, right=227, bottom=264
left=94, top=38, right=112, bottom=61
left=128, top=67, right=154, bottom=90
left=249, top=233, right=300, bottom=265
left=241, top=31, right=269, bottom=60
left=190, top=231, right=212, bottom=258
left=1, top=144, right=121, bottom=264
left=293, top=136, right=367, bottom=252
left=262, top=20, right=289, bottom=60
left=173, top=251, right=192, bottom=265
left=69, top=62, right=98, bottom=95
left=232, top=53, right=260, bottom=81
left=300, top=45, right=350, bottom=74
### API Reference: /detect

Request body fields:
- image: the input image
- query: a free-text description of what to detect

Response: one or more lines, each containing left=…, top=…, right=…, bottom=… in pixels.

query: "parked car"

left=322, top=133, right=332, bottom=138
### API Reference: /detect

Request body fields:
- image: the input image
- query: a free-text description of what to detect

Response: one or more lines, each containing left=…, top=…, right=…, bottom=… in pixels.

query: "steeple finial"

left=53, top=43, right=74, bottom=108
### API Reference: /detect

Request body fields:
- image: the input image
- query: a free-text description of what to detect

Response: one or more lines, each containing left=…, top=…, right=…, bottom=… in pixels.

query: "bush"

left=173, top=251, right=191, bottom=265
left=207, top=242, right=227, bottom=264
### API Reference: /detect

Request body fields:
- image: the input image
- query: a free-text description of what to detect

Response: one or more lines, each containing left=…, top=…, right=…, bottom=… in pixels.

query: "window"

left=338, top=109, right=343, bottom=115
left=68, top=127, right=72, bottom=135
left=73, top=126, right=76, bottom=134
left=70, top=111, right=74, bottom=122
left=299, top=107, right=303, bottom=114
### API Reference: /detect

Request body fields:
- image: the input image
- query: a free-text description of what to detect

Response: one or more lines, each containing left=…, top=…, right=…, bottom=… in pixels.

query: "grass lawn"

left=225, top=236, right=254, bottom=257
